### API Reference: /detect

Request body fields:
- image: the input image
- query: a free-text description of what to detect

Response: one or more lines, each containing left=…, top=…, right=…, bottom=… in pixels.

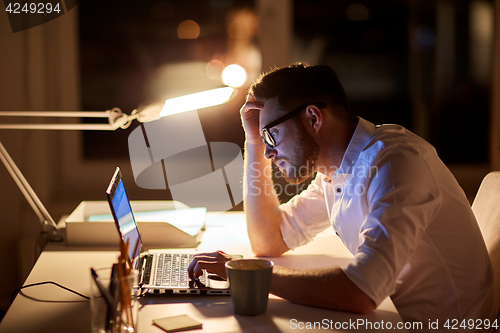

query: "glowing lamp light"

left=159, top=87, right=236, bottom=117
left=222, top=64, right=247, bottom=88
left=0, top=83, right=238, bottom=241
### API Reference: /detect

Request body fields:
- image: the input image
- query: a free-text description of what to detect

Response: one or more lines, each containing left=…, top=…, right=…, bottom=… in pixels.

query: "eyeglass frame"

left=260, top=102, right=327, bottom=148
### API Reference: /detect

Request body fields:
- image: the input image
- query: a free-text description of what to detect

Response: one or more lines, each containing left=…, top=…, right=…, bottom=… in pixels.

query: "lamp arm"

left=0, top=108, right=134, bottom=130
left=0, top=88, right=237, bottom=244
left=0, top=111, right=111, bottom=117
left=0, top=140, right=60, bottom=240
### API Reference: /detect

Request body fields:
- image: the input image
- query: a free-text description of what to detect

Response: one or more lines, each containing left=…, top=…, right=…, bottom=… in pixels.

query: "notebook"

left=106, top=166, right=232, bottom=295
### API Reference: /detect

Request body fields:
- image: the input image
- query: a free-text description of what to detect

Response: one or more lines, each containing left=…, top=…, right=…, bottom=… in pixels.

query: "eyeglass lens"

left=261, top=128, right=275, bottom=148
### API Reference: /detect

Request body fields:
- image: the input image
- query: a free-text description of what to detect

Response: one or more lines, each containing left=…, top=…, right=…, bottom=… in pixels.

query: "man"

left=188, top=63, right=495, bottom=327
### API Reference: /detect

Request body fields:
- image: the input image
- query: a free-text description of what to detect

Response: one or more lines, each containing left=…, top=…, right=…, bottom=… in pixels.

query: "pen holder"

left=90, top=267, right=139, bottom=333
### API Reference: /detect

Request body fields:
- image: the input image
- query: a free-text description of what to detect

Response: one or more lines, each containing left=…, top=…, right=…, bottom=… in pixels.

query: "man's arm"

left=187, top=253, right=375, bottom=315
left=240, top=97, right=289, bottom=257
left=243, top=142, right=289, bottom=256
left=270, top=266, right=375, bottom=314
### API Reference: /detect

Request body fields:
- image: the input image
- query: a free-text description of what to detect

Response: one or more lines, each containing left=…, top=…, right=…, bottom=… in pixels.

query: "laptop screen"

left=107, top=168, right=142, bottom=261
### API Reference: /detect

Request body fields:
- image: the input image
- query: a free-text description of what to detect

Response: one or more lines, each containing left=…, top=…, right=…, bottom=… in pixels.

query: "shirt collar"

left=334, top=117, right=377, bottom=176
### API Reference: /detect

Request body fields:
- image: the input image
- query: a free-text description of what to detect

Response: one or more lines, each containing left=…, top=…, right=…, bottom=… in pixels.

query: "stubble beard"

left=281, top=122, right=319, bottom=185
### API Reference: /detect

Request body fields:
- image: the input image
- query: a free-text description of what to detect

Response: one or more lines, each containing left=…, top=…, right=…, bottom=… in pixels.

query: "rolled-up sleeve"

left=279, top=175, right=332, bottom=249
left=343, top=146, right=443, bottom=306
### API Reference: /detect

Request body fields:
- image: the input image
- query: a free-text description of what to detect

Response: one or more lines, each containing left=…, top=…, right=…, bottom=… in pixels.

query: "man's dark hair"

left=249, top=63, right=352, bottom=120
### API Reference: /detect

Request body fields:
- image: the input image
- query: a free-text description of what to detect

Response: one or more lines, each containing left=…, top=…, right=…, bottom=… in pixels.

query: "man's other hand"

left=188, top=250, right=233, bottom=280
left=240, top=94, right=264, bottom=145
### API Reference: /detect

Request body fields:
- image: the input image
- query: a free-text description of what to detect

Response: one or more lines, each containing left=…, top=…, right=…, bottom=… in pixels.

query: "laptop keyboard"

left=141, top=255, right=154, bottom=285
left=155, top=254, right=194, bottom=287
left=138, top=254, right=195, bottom=287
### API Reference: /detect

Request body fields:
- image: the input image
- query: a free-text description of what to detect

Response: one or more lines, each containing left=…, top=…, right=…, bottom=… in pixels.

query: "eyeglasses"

left=260, top=102, right=326, bottom=148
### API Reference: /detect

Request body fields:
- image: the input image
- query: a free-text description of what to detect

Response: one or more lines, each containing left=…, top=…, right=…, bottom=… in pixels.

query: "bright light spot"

left=160, top=87, right=235, bottom=117
left=206, top=59, right=225, bottom=80
left=346, top=3, right=369, bottom=21
left=177, top=20, right=200, bottom=39
left=222, top=64, right=246, bottom=88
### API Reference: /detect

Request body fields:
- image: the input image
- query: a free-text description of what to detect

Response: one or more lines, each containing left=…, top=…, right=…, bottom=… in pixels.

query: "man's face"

left=259, top=97, right=319, bottom=184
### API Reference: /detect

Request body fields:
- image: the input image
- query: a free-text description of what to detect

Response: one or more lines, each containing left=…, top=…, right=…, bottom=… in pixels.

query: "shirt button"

left=336, top=187, right=342, bottom=193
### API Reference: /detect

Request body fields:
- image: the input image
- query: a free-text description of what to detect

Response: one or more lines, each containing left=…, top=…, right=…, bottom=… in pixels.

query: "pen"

left=107, top=265, right=119, bottom=331
left=90, top=268, right=115, bottom=308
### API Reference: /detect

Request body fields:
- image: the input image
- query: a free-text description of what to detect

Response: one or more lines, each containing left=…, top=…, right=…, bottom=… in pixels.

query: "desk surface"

left=0, top=212, right=408, bottom=332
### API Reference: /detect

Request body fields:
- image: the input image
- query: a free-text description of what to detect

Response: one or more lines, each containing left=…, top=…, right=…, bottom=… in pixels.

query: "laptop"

left=106, top=166, right=232, bottom=295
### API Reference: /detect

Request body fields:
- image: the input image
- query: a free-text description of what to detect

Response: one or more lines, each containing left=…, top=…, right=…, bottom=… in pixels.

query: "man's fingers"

left=246, top=94, right=256, bottom=103
left=240, top=104, right=262, bottom=119
left=190, top=260, right=227, bottom=279
left=242, top=101, right=263, bottom=109
left=187, top=251, right=232, bottom=279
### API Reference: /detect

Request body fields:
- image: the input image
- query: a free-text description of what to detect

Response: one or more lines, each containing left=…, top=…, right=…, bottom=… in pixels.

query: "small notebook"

left=152, top=314, right=202, bottom=333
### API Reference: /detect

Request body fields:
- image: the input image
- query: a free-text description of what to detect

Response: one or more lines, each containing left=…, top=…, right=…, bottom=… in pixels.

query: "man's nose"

left=264, top=146, right=277, bottom=160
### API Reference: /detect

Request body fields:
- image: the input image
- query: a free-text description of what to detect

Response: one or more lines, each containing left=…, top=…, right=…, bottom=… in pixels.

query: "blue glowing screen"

left=111, top=179, right=141, bottom=261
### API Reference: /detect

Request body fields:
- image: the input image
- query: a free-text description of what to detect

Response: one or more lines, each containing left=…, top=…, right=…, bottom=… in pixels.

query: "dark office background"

left=79, top=0, right=491, bottom=165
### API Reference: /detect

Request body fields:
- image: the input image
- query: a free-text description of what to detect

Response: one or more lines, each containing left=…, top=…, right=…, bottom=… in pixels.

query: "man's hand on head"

left=240, top=94, right=264, bottom=145
left=187, top=250, right=233, bottom=280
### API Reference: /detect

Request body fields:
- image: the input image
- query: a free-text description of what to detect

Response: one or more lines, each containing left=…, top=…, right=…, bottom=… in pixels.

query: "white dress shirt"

left=280, top=117, right=495, bottom=329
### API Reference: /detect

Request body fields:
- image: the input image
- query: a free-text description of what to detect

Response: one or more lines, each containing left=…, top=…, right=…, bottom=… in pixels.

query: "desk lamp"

left=0, top=86, right=237, bottom=241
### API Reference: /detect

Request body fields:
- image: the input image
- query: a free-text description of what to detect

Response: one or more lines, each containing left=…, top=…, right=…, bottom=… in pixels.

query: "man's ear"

left=304, top=105, right=323, bottom=134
